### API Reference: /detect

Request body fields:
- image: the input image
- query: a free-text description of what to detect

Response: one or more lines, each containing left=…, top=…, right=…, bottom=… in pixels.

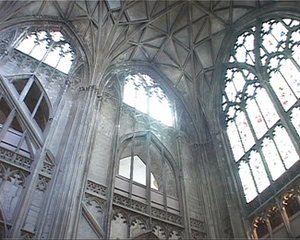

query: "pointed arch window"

left=222, top=17, right=300, bottom=203
left=15, top=29, right=75, bottom=74
left=123, top=74, right=173, bottom=126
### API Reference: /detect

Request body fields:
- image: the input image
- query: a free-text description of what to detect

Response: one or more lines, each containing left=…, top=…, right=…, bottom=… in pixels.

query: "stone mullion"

left=31, top=92, right=44, bottom=120
left=145, top=132, right=151, bottom=220
left=246, top=160, right=260, bottom=197
left=277, top=69, right=298, bottom=100
left=19, top=76, right=34, bottom=102
left=243, top=107, right=273, bottom=185
left=11, top=130, right=27, bottom=160
left=254, top=20, right=300, bottom=158
left=270, top=134, right=288, bottom=170
left=254, top=98, right=270, bottom=133
left=261, top=80, right=300, bottom=157
left=161, top=148, right=167, bottom=211
left=0, top=108, right=15, bottom=142
left=129, top=85, right=138, bottom=200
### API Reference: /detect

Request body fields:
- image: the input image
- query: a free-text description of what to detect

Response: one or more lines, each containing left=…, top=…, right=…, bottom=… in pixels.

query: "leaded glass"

left=273, top=126, right=298, bottom=168
left=227, top=120, right=244, bottom=161
left=239, top=161, right=257, bottom=202
left=262, top=138, right=285, bottom=180
left=223, top=17, right=300, bottom=203
left=248, top=151, right=270, bottom=193
left=16, top=30, right=75, bottom=74
left=291, top=107, right=300, bottom=135
left=235, top=111, right=255, bottom=151
left=123, top=74, right=173, bottom=126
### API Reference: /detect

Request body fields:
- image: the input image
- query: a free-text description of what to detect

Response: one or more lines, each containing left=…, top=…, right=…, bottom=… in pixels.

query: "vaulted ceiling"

left=0, top=0, right=283, bottom=136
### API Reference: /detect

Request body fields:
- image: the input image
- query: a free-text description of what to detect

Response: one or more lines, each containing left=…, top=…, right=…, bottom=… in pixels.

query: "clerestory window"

left=123, top=74, right=173, bottom=126
left=222, top=17, right=300, bottom=203
left=119, top=155, right=158, bottom=190
left=15, top=29, right=75, bottom=74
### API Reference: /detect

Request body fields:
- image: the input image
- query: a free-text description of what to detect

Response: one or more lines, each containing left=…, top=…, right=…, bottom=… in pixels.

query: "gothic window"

left=115, top=134, right=180, bottom=217
left=222, top=17, right=300, bottom=203
left=123, top=74, right=173, bottom=126
left=119, top=155, right=158, bottom=190
left=6, top=75, right=51, bottom=132
left=15, top=29, right=75, bottom=74
left=0, top=96, right=35, bottom=158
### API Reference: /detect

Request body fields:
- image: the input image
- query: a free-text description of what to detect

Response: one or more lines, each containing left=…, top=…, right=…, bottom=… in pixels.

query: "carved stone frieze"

left=20, top=229, right=35, bottom=240
left=130, top=199, right=148, bottom=213
left=83, top=193, right=106, bottom=213
left=113, top=193, right=130, bottom=207
left=191, top=229, right=206, bottom=240
left=112, top=206, right=184, bottom=239
left=86, top=180, right=107, bottom=198
left=113, top=193, right=183, bottom=226
left=190, top=218, right=206, bottom=233
left=0, top=162, right=27, bottom=186
left=40, top=158, right=55, bottom=177
left=36, top=175, right=50, bottom=192
left=0, top=146, right=33, bottom=171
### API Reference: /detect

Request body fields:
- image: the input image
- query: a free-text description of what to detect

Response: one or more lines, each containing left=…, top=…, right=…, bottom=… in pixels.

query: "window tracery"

left=123, top=74, right=173, bottom=126
left=222, top=17, right=300, bottom=203
left=15, top=29, right=75, bottom=74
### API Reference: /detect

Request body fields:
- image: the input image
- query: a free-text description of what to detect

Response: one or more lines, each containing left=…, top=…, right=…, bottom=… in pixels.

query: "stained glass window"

left=223, top=17, right=300, bottom=203
left=123, top=74, right=173, bottom=126
left=15, top=30, right=75, bottom=74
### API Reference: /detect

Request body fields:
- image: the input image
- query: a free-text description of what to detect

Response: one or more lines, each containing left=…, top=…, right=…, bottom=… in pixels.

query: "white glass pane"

left=227, top=120, right=244, bottom=161
left=16, top=34, right=35, bottom=54
left=256, top=88, right=279, bottom=128
left=56, top=52, right=73, bottom=73
left=232, top=71, right=246, bottom=93
left=44, top=47, right=61, bottom=68
left=269, top=71, right=297, bottom=111
left=135, top=87, right=148, bottom=114
left=133, top=156, right=146, bottom=185
left=249, top=151, right=270, bottom=193
left=236, top=111, right=255, bottom=151
left=149, top=95, right=173, bottom=126
left=262, top=22, right=279, bottom=53
left=291, top=107, right=300, bottom=136
left=151, top=173, right=158, bottom=190
left=239, top=161, right=257, bottom=202
left=119, top=156, right=131, bottom=179
left=271, top=22, right=288, bottom=43
left=246, top=98, right=268, bottom=139
left=273, top=126, right=299, bottom=169
left=30, top=40, right=48, bottom=61
left=262, top=138, right=285, bottom=180
left=51, top=31, right=63, bottom=42
left=279, top=59, right=300, bottom=98
left=225, top=80, right=236, bottom=102
left=123, top=79, right=137, bottom=107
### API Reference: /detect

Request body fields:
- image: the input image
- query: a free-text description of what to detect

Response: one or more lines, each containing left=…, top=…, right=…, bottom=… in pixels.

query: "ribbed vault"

left=0, top=0, right=281, bottom=137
